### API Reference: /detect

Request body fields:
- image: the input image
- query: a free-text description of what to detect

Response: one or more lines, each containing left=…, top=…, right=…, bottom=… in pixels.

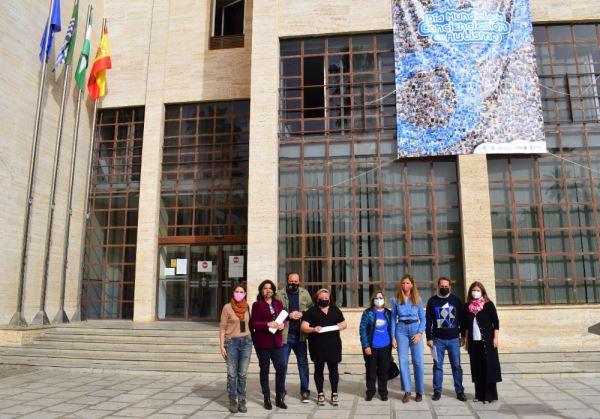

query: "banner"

left=393, top=0, right=546, bottom=157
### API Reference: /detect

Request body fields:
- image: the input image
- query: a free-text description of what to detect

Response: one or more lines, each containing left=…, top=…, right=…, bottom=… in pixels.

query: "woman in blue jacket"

left=359, top=289, right=392, bottom=401
left=391, top=274, right=426, bottom=403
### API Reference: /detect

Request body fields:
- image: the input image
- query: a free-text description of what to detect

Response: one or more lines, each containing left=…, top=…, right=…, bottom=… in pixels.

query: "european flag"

left=39, top=0, right=62, bottom=63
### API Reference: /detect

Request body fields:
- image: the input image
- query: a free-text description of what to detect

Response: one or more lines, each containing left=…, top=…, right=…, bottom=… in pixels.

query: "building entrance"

left=157, top=244, right=247, bottom=320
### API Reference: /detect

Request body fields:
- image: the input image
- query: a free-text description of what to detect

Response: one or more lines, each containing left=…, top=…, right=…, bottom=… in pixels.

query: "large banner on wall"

left=393, top=0, right=546, bottom=157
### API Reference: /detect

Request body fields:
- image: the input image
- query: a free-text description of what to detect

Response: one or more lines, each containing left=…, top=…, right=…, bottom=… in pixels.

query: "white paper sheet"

left=430, top=345, right=438, bottom=362
left=318, top=325, right=340, bottom=333
left=176, top=258, right=187, bottom=275
left=164, top=267, right=176, bottom=276
left=269, top=310, right=288, bottom=334
left=228, top=255, right=244, bottom=278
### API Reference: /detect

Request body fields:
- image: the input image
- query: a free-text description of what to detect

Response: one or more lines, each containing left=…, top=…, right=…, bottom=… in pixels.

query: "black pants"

left=313, top=361, right=339, bottom=394
left=255, top=346, right=286, bottom=397
left=364, top=345, right=391, bottom=397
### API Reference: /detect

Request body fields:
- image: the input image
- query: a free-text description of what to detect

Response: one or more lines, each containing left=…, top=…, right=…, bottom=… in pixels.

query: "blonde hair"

left=396, top=274, right=420, bottom=306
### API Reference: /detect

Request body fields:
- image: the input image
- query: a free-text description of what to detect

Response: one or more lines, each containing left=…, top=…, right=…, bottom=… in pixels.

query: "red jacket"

left=250, top=299, right=285, bottom=349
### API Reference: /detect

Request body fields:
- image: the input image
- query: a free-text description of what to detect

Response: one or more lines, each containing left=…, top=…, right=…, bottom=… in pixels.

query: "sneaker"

left=317, top=392, right=325, bottom=406
left=331, top=393, right=339, bottom=406
left=457, top=392, right=467, bottom=402
left=432, top=391, right=441, bottom=401
left=301, top=391, right=310, bottom=403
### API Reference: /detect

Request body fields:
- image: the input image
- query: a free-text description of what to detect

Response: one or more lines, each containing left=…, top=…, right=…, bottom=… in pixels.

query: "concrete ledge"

left=0, top=326, right=52, bottom=346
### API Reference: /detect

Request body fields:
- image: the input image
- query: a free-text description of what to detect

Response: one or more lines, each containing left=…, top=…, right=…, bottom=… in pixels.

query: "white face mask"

left=471, top=291, right=482, bottom=300
left=374, top=297, right=385, bottom=308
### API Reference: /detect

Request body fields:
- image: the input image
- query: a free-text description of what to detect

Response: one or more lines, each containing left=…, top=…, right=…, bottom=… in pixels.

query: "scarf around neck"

left=230, top=298, right=249, bottom=321
left=468, top=297, right=485, bottom=314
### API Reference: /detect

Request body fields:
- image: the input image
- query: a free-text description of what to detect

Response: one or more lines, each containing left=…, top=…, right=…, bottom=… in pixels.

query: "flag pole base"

left=31, top=310, right=50, bottom=326
left=52, top=309, right=69, bottom=324
left=8, top=312, right=28, bottom=328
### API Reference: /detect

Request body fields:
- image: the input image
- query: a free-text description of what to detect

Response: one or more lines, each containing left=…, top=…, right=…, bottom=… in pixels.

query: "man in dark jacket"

left=425, top=277, right=467, bottom=402
left=276, top=272, right=313, bottom=403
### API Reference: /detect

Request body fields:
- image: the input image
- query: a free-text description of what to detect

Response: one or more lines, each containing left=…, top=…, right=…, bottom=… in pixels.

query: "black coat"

left=463, top=301, right=502, bottom=384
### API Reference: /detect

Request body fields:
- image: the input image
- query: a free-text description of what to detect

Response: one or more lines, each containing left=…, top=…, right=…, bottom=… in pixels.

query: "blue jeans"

left=432, top=337, right=464, bottom=394
left=395, top=322, right=424, bottom=394
left=283, top=332, right=310, bottom=394
left=224, top=335, right=253, bottom=400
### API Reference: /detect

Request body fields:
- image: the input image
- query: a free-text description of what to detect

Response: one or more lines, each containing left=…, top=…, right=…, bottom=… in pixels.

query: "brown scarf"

left=230, top=298, right=249, bottom=321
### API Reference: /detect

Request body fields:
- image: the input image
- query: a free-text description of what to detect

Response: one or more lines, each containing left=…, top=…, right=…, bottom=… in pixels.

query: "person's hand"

left=220, top=346, right=227, bottom=360
left=411, top=333, right=421, bottom=345
left=427, top=340, right=433, bottom=348
left=364, top=347, right=372, bottom=356
left=460, top=336, right=466, bottom=347
left=267, top=321, right=278, bottom=328
left=314, top=326, right=322, bottom=333
left=392, top=338, right=397, bottom=349
left=277, top=322, right=285, bottom=330
left=493, top=337, right=498, bottom=348
left=290, top=311, right=302, bottom=320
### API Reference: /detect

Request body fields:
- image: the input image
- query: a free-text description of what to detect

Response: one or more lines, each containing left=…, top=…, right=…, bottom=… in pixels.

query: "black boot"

left=275, top=393, right=287, bottom=409
left=263, top=395, right=272, bottom=410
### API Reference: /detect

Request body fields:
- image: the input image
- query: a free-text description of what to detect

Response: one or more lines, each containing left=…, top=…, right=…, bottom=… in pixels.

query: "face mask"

left=439, top=287, right=450, bottom=297
left=318, top=299, right=330, bottom=308
left=472, top=291, right=482, bottom=300
left=287, top=283, right=299, bottom=292
left=374, top=297, right=384, bottom=308
left=233, top=291, right=245, bottom=302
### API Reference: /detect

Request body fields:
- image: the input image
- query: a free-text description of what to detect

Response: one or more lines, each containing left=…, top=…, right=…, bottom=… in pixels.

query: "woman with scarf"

left=219, top=284, right=252, bottom=413
left=463, top=281, right=502, bottom=403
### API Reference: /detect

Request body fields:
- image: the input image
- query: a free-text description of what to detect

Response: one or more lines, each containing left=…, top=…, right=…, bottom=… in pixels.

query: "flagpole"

left=54, top=1, right=87, bottom=324
left=9, top=0, right=57, bottom=328
left=71, top=13, right=102, bottom=322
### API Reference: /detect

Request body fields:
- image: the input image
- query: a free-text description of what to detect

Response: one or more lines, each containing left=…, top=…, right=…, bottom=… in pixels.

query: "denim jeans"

left=224, top=335, right=253, bottom=400
left=255, top=345, right=287, bottom=397
left=395, top=322, right=424, bottom=394
left=283, top=332, right=310, bottom=394
left=432, top=337, right=464, bottom=394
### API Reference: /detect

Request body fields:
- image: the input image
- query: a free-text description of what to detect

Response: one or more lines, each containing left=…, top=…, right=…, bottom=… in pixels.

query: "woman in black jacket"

left=463, top=281, right=501, bottom=403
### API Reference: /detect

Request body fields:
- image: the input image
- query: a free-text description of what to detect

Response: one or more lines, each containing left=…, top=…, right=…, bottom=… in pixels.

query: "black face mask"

left=287, top=283, right=299, bottom=293
left=439, top=287, right=450, bottom=296
left=318, top=299, right=330, bottom=308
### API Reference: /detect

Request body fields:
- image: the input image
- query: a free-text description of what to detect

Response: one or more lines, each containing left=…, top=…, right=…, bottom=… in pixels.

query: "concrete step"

left=37, top=333, right=221, bottom=344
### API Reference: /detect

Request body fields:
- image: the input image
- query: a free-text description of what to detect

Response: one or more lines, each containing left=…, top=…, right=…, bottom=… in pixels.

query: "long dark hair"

left=257, top=279, right=277, bottom=301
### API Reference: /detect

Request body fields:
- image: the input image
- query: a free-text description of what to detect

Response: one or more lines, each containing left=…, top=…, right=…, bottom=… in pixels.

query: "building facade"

left=1, top=0, right=599, bottom=350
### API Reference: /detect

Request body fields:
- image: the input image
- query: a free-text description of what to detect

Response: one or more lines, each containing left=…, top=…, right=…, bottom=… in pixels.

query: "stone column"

left=133, top=1, right=169, bottom=322
left=457, top=154, right=496, bottom=302
left=246, top=0, right=280, bottom=302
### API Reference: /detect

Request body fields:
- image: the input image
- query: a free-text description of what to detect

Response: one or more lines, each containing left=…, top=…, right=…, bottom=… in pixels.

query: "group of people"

left=219, top=273, right=501, bottom=414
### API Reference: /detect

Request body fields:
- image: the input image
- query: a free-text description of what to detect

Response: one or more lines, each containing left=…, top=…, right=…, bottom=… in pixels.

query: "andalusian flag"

left=74, top=8, right=92, bottom=91
left=87, top=23, right=111, bottom=100
left=53, top=0, right=79, bottom=71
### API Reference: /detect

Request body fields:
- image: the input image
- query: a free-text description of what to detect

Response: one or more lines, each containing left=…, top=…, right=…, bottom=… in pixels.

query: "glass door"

left=157, top=244, right=247, bottom=320
left=157, top=245, right=187, bottom=319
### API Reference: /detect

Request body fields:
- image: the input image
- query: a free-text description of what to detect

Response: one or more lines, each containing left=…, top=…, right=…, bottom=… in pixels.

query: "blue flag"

left=39, top=0, right=62, bottom=63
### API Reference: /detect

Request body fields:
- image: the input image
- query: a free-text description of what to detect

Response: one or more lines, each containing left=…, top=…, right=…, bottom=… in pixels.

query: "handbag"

left=388, top=358, right=400, bottom=380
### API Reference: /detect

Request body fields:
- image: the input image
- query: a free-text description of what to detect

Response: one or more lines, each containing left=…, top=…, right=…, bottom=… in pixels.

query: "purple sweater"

left=250, top=299, right=285, bottom=349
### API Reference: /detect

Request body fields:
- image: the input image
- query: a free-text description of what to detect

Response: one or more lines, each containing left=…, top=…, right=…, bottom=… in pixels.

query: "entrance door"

left=157, top=244, right=247, bottom=320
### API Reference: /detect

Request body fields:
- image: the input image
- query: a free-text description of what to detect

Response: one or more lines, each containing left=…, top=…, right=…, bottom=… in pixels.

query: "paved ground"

left=0, top=366, right=599, bottom=418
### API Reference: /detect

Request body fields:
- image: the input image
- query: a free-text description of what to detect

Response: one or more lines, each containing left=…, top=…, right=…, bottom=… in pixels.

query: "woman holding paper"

left=463, top=281, right=501, bottom=403
left=391, top=274, right=426, bottom=403
left=250, top=279, right=288, bottom=410
left=219, top=284, right=252, bottom=413
left=301, top=288, right=347, bottom=406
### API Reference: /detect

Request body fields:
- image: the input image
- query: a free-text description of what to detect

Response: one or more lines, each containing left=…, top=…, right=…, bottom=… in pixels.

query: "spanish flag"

left=87, top=23, right=111, bottom=100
